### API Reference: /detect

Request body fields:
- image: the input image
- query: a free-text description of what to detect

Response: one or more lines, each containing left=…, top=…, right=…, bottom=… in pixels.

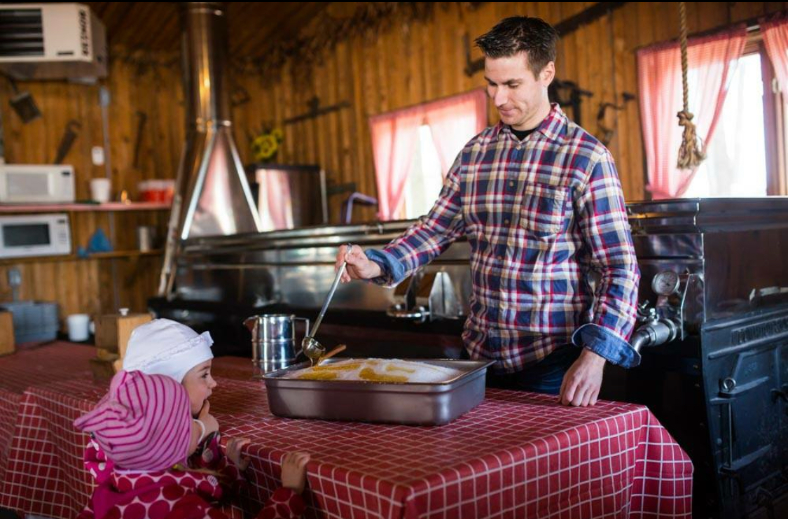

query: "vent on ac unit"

left=0, top=3, right=107, bottom=81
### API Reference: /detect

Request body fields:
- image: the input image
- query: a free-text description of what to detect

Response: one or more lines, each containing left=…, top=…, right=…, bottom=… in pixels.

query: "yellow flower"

left=271, top=128, right=284, bottom=141
left=252, top=134, right=279, bottom=162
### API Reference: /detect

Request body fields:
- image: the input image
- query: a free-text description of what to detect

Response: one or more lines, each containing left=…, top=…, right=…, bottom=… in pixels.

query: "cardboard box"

left=0, top=310, right=15, bottom=356
left=95, top=312, right=152, bottom=356
left=89, top=356, right=117, bottom=381
left=96, top=347, right=117, bottom=361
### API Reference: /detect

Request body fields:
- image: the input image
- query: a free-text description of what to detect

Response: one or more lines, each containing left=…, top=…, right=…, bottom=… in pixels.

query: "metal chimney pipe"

left=181, top=2, right=231, bottom=128
left=159, top=2, right=260, bottom=296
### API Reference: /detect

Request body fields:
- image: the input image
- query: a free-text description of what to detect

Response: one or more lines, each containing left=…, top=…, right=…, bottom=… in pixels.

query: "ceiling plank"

left=82, top=2, right=337, bottom=60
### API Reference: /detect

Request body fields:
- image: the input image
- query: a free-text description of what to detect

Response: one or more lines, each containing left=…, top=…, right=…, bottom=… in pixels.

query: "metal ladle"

left=301, top=243, right=351, bottom=364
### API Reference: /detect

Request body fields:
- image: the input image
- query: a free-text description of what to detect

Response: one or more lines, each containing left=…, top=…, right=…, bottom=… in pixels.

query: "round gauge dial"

left=651, top=270, right=680, bottom=296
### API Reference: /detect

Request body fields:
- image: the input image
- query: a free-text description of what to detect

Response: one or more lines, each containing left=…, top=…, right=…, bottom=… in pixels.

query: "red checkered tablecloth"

left=0, top=342, right=95, bottom=485
left=0, top=343, right=693, bottom=519
left=0, top=342, right=95, bottom=394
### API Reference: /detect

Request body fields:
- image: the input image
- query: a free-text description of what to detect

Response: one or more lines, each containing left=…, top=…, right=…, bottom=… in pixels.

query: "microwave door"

left=6, top=222, right=51, bottom=245
left=0, top=214, right=71, bottom=258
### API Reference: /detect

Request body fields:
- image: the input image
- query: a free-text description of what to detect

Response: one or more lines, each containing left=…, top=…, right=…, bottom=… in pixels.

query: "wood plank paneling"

left=229, top=1, right=786, bottom=205
left=0, top=53, right=182, bottom=326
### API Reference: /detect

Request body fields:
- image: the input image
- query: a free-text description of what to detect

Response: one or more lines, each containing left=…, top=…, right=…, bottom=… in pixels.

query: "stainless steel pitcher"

left=244, top=314, right=309, bottom=377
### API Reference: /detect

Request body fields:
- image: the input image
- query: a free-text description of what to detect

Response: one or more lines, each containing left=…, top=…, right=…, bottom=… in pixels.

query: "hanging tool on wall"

left=53, top=119, right=82, bottom=164
left=596, top=92, right=636, bottom=146
left=548, top=79, right=593, bottom=126
left=284, top=96, right=350, bottom=126
left=132, top=110, right=147, bottom=169
left=463, top=34, right=485, bottom=77
left=2, top=74, right=41, bottom=123
left=230, top=85, right=251, bottom=108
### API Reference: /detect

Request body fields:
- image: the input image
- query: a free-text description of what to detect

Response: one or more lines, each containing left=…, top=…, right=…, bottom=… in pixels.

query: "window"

left=397, top=125, right=445, bottom=219
left=684, top=51, right=770, bottom=197
left=369, top=90, right=487, bottom=220
left=637, top=26, right=788, bottom=198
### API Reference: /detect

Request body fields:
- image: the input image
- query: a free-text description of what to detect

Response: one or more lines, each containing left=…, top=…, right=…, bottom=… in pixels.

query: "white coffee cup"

left=67, top=313, right=90, bottom=342
left=90, top=178, right=111, bottom=203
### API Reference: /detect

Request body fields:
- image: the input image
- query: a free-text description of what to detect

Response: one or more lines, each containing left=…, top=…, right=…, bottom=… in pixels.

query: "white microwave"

left=0, top=213, right=71, bottom=258
left=0, top=164, right=76, bottom=203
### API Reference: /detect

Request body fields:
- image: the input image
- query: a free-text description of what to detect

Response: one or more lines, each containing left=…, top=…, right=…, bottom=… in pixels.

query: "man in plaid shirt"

left=336, top=17, right=640, bottom=407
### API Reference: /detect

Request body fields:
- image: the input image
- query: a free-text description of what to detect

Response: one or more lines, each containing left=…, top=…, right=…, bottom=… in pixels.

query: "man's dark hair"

left=475, top=16, right=559, bottom=77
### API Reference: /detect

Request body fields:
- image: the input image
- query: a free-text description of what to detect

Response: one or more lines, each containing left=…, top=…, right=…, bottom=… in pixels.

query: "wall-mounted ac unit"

left=0, top=3, right=107, bottom=81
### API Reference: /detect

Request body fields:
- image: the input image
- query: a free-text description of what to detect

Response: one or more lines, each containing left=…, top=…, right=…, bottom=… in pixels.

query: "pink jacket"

left=78, top=434, right=305, bottom=519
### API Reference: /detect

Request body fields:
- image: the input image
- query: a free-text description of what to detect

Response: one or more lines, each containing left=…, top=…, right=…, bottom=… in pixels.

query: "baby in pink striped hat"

left=122, top=319, right=310, bottom=481
left=74, top=319, right=310, bottom=519
left=75, top=370, right=307, bottom=519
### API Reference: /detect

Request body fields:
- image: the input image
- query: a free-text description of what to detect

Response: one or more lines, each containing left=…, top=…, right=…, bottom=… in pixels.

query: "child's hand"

left=198, top=400, right=219, bottom=437
left=189, top=401, right=220, bottom=455
left=281, top=452, right=310, bottom=494
left=226, top=437, right=251, bottom=470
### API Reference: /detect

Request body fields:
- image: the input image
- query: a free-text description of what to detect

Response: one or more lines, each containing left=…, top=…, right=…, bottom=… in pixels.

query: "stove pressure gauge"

left=652, top=270, right=681, bottom=296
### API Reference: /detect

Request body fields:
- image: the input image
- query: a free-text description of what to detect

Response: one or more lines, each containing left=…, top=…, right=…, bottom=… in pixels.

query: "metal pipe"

left=630, top=318, right=681, bottom=353
left=181, top=2, right=231, bottom=128
left=629, top=329, right=653, bottom=354
left=158, top=2, right=260, bottom=296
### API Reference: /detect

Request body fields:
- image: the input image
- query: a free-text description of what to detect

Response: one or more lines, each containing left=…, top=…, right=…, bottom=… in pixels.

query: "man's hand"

left=336, top=244, right=381, bottom=283
left=558, top=349, right=606, bottom=406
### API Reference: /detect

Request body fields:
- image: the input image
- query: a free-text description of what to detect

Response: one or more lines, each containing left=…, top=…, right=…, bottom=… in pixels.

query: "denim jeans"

left=484, top=344, right=581, bottom=395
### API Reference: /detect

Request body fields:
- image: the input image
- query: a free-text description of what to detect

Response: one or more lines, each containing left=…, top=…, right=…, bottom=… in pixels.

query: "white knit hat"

left=122, top=318, right=214, bottom=383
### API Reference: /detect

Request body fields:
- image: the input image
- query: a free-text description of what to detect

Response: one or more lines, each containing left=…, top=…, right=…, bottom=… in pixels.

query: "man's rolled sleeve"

left=574, top=152, right=641, bottom=367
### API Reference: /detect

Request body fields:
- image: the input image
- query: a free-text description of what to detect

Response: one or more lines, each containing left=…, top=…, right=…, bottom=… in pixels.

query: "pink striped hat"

left=74, top=370, right=192, bottom=471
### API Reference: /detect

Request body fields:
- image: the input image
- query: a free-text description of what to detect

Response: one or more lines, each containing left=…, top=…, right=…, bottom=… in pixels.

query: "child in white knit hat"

left=122, top=319, right=249, bottom=468
left=75, top=370, right=309, bottom=519
left=123, top=319, right=308, bottom=513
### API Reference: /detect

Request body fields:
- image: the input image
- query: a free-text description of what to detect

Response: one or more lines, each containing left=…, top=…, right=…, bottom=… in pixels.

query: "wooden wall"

left=0, top=55, right=184, bottom=323
left=0, top=2, right=785, bottom=329
left=232, top=1, right=787, bottom=210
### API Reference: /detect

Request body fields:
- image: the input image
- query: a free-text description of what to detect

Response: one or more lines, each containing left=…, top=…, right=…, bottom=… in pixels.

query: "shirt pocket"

left=519, top=183, right=568, bottom=240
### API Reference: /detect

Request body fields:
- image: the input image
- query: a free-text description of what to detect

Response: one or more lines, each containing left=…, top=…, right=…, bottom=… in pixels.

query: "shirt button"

left=498, top=256, right=504, bottom=261
left=508, top=181, right=515, bottom=188
left=504, top=219, right=510, bottom=225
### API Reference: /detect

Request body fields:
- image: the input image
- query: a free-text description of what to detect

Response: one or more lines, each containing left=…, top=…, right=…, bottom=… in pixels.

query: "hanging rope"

left=676, top=2, right=705, bottom=170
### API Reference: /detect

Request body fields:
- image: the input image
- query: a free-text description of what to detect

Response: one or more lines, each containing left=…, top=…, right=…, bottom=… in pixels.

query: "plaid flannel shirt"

left=367, top=104, right=640, bottom=374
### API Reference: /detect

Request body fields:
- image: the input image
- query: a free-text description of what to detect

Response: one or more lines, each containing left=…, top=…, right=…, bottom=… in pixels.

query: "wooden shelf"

left=87, top=250, right=164, bottom=260
left=0, top=250, right=164, bottom=265
left=0, top=202, right=170, bottom=213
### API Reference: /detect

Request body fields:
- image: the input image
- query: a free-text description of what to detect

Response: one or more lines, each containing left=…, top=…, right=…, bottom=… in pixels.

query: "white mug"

left=90, top=178, right=111, bottom=203
left=67, top=313, right=90, bottom=342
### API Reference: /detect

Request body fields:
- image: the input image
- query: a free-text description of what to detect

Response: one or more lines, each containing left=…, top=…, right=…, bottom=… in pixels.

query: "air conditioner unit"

left=0, top=3, right=107, bottom=81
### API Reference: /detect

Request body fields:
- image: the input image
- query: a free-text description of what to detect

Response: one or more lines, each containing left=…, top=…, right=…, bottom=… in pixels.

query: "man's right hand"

left=336, top=244, right=381, bottom=282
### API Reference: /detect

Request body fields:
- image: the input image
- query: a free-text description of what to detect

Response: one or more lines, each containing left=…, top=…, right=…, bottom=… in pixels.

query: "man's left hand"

left=559, top=349, right=606, bottom=406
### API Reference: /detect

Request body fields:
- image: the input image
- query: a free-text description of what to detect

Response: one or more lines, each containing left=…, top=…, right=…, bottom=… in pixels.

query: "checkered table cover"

left=0, top=389, right=21, bottom=482
left=0, top=343, right=693, bottom=519
left=0, top=342, right=94, bottom=394
left=0, top=342, right=94, bottom=484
